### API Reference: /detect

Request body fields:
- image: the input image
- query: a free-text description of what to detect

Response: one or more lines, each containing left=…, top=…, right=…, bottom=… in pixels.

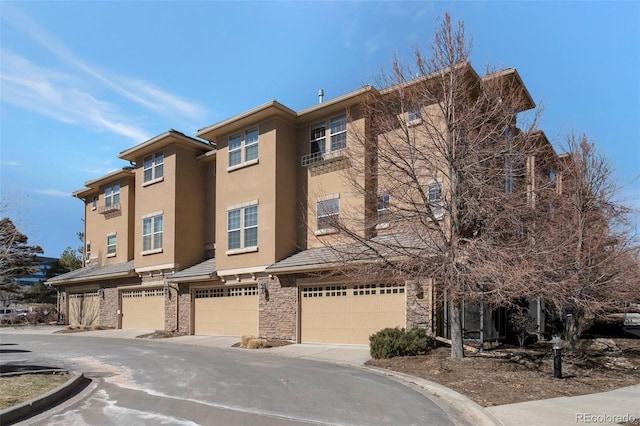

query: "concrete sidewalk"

left=3, top=326, right=639, bottom=426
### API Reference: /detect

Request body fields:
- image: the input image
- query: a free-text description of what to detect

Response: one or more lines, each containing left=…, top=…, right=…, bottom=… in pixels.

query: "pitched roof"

left=46, top=261, right=136, bottom=285
left=168, top=258, right=217, bottom=282
left=266, top=233, right=434, bottom=274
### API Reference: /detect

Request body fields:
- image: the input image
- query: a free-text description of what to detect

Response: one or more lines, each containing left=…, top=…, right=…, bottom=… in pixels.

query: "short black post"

left=553, top=347, right=562, bottom=378
left=551, top=335, right=563, bottom=379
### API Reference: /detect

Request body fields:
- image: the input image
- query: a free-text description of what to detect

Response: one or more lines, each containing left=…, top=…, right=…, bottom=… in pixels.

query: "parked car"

left=0, top=308, right=28, bottom=323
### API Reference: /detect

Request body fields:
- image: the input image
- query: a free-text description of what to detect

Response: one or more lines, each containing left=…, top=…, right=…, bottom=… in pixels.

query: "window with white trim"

left=316, top=197, right=340, bottom=231
left=91, top=196, right=97, bottom=210
left=142, top=214, right=163, bottom=252
left=377, top=193, right=390, bottom=225
left=427, top=179, right=444, bottom=218
left=143, top=152, right=164, bottom=183
left=85, top=241, right=91, bottom=262
left=104, top=183, right=120, bottom=207
left=408, top=103, right=422, bottom=124
left=107, top=233, right=117, bottom=256
left=310, top=114, right=347, bottom=156
left=227, top=204, right=258, bottom=250
left=228, top=127, right=259, bottom=168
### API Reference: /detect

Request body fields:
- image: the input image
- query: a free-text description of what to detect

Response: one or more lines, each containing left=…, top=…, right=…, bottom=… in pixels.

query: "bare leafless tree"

left=316, top=14, right=550, bottom=358
left=536, top=134, right=640, bottom=348
left=0, top=216, right=43, bottom=295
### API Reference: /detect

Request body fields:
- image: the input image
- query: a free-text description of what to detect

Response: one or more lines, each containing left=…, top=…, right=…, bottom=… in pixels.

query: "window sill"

left=106, top=253, right=116, bottom=258
left=407, top=118, right=422, bottom=127
left=375, top=223, right=390, bottom=230
left=315, top=228, right=338, bottom=236
left=142, top=177, right=164, bottom=187
left=142, top=248, right=163, bottom=256
left=226, top=246, right=258, bottom=256
left=227, top=158, right=259, bottom=172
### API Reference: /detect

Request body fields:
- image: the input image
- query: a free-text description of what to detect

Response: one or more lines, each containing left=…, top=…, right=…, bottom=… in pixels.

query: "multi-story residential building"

left=48, top=63, right=555, bottom=344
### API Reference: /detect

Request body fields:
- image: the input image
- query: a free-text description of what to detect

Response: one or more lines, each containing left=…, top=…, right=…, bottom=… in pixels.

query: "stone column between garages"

left=99, top=285, right=118, bottom=328
left=406, top=278, right=435, bottom=334
left=164, top=281, right=191, bottom=333
left=258, top=275, right=297, bottom=341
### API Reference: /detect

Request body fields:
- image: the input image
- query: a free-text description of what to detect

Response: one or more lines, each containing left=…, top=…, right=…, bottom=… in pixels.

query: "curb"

left=366, top=367, right=503, bottom=426
left=0, top=372, right=87, bottom=426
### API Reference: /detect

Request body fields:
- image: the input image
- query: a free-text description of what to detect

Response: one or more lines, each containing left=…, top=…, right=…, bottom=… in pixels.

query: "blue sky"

left=1, top=1, right=639, bottom=257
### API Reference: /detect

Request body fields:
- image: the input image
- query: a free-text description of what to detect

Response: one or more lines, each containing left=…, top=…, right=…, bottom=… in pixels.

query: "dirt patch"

left=0, top=373, right=70, bottom=410
left=367, top=338, right=640, bottom=407
left=136, top=330, right=187, bottom=339
left=54, top=325, right=109, bottom=334
left=232, top=339, right=294, bottom=349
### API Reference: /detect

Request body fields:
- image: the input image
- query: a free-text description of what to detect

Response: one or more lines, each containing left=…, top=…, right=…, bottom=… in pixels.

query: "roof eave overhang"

left=47, top=271, right=136, bottom=286
left=482, top=67, right=536, bottom=112
left=265, top=263, right=339, bottom=275
left=118, top=130, right=212, bottom=162
left=196, top=149, right=217, bottom=164
left=167, top=273, right=216, bottom=283
left=196, top=101, right=297, bottom=142
left=83, top=168, right=135, bottom=189
left=378, top=61, right=479, bottom=96
left=296, top=85, right=377, bottom=123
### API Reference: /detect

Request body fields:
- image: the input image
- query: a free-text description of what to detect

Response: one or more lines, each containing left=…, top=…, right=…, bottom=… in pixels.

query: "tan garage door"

left=194, top=286, right=258, bottom=336
left=68, top=291, right=100, bottom=327
left=121, top=288, right=165, bottom=330
left=301, top=283, right=406, bottom=344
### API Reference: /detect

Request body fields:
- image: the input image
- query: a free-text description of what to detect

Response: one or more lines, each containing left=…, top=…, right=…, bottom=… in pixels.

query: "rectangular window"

left=85, top=241, right=91, bottom=261
left=330, top=115, right=347, bottom=151
left=408, top=104, right=422, bottom=123
left=104, top=183, right=120, bottom=207
left=227, top=204, right=258, bottom=250
left=428, top=182, right=442, bottom=202
left=427, top=180, right=444, bottom=218
left=244, top=128, right=259, bottom=162
left=107, top=233, right=117, bottom=256
left=377, top=193, right=390, bottom=225
left=92, top=196, right=97, bottom=210
left=310, top=114, right=346, bottom=155
left=310, top=122, right=326, bottom=155
left=143, top=152, right=164, bottom=183
left=317, top=198, right=340, bottom=231
left=143, top=214, right=163, bottom=252
left=228, top=134, right=242, bottom=167
left=228, top=127, right=259, bottom=168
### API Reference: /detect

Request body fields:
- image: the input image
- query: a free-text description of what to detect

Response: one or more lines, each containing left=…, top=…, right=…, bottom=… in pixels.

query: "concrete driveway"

left=0, top=330, right=475, bottom=425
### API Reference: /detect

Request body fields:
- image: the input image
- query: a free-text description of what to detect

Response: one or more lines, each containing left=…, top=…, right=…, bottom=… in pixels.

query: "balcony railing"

left=98, top=203, right=121, bottom=214
left=301, top=148, right=347, bottom=167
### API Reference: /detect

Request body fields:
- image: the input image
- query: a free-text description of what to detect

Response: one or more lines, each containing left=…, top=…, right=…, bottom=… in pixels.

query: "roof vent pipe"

left=318, top=89, right=324, bottom=104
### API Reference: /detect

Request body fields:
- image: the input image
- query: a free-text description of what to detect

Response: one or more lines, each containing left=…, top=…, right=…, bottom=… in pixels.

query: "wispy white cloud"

left=32, top=188, right=71, bottom=197
left=0, top=50, right=151, bottom=142
left=1, top=161, right=22, bottom=167
left=0, top=5, right=208, bottom=139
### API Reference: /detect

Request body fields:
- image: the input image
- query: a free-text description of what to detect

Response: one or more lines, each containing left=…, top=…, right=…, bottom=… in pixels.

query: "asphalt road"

left=1, top=334, right=455, bottom=425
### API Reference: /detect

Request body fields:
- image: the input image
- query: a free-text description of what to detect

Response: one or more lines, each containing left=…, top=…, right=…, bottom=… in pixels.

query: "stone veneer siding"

left=258, top=275, right=297, bottom=341
left=99, top=277, right=140, bottom=329
left=99, top=286, right=119, bottom=328
left=165, top=283, right=191, bottom=333
left=406, top=278, right=435, bottom=334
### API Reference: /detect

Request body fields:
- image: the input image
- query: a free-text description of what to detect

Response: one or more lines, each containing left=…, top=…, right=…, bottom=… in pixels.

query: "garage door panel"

left=121, top=288, right=165, bottom=330
left=324, top=312, right=349, bottom=328
left=194, top=286, right=258, bottom=336
left=68, top=291, right=100, bottom=327
left=301, top=283, right=406, bottom=344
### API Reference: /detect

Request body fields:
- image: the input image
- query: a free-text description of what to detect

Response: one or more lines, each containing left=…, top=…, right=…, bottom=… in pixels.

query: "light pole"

left=551, top=335, right=563, bottom=379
